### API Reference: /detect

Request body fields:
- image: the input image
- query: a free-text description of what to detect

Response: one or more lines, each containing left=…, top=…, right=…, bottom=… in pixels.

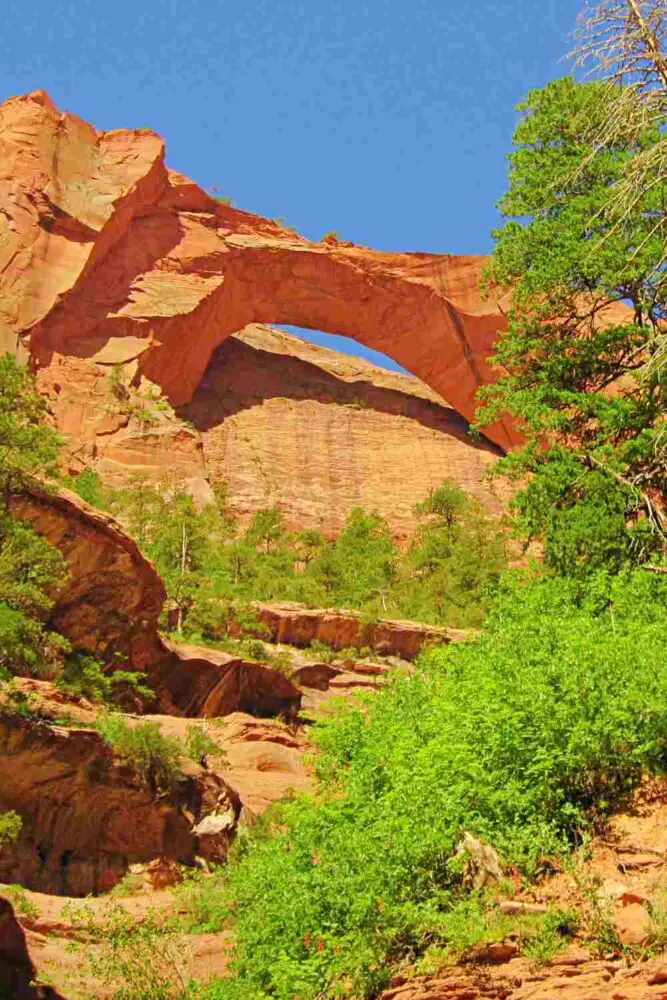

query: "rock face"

left=0, top=895, right=63, bottom=999
left=153, top=638, right=302, bottom=718
left=35, top=321, right=511, bottom=540
left=10, top=483, right=166, bottom=673
left=183, top=324, right=510, bottom=538
left=0, top=89, right=515, bottom=455
left=254, top=602, right=466, bottom=659
left=0, top=713, right=241, bottom=896
left=11, top=484, right=303, bottom=719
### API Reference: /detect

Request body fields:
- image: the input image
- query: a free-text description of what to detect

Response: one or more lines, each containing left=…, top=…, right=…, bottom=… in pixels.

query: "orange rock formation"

left=0, top=89, right=514, bottom=453
left=184, top=324, right=511, bottom=538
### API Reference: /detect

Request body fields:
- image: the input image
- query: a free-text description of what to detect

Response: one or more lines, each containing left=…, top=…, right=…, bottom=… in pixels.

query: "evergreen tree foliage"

left=69, top=472, right=506, bottom=633
left=0, top=354, right=68, bottom=677
left=478, top=78, right=667, bottom=573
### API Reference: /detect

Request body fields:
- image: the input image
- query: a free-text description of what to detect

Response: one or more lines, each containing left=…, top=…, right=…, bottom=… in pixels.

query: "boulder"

left=0, top=895, right=63, bottom=999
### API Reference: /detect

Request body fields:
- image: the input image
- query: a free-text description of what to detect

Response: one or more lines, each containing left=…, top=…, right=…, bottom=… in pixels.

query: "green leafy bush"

left=2, top=884, right=39, bottom=920
left=185, top=725, right=219, bottom=764
left=0, top=810, right=22, bottom=847
left=58, top=652, right=152, bottom=705
left=64, top=467, right=108, bottom=508
left=195, top=570, right=667, bottom=999
left=64, top=900, right=190, bottom=1000
left=100, top=476, right=504, bottom=635
left=96, top=714, right=183, bottom=792
left=478, top=78, right=667, bottom=572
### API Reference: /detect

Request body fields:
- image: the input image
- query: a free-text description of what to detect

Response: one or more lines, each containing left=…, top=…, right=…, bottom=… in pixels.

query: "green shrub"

left=308, top=639, right=336, bottom=664
left=96, top=714, right=183, bottom=793
left=64, top=467, right=108, bottom=508
left=185, top=725, right=219, bottom=764
left=0, top=810, right=22, bottom=847
left=63, top=900, right=190, bottom=999
left=2, top=884, right=39, bottom=920
left=245, top=639, right=267, bottom=661
left=267, top=648, right=294, bottom=675
left=197, top=570, right=667, bottom=999
left=58, top=652, right=152, bottom=705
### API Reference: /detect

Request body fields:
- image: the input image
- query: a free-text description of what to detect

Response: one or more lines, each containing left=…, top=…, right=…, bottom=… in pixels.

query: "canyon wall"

left=45, top=322, right=511, bottom=539
left=184, top=325, right=510, bottom=538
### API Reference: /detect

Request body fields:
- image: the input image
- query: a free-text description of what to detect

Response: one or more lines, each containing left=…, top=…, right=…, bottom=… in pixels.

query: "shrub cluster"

left=192, top=570, right=667, bottom=999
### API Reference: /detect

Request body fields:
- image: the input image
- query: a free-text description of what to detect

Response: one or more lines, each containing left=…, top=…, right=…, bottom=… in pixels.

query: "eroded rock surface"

left=10, top=484, right=165, bottom=674
left=153, top=638, right=302, bottom=719
left=183, top=324, right=511, bottom=538
left=11, top=485, right=302, bottom=719
left=255, top=601, right=466, bottom=660
left=0, top=713, right=241, bottom=895
left=1, top=89, right=515, bottom=452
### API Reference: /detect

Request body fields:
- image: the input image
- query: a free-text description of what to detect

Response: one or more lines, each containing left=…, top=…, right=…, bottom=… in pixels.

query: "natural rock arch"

left=0, top=89, right=514, bottom=450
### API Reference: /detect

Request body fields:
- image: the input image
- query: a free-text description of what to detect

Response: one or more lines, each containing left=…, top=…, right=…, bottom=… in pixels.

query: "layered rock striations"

left=0, top=89, right=515, bottom=456
left=35, top=321, right=511, bottom=539
left=184, top=324, right=511, bottom=538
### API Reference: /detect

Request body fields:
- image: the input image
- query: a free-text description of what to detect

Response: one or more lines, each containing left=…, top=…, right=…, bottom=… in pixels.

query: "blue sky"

left=3, top=0, right=580, bottom=370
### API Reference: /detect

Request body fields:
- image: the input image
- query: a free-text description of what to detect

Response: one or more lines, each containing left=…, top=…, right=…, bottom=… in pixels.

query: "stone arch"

left=0, top=90, right=514, bottom=450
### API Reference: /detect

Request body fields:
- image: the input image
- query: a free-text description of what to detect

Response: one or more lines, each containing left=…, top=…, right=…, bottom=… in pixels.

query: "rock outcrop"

left=35, top=321, right=511, bottom=540
left=10, top=483, right=165, bottom=674
left=0, top=89, right=515, bottom=454
left=11, top=484, right=303, bottom=719
left=0, top=713, right=241, bottom=895
left=153, top=638, right=302, bottom=719
left=254, top=602, right=466, bottom=660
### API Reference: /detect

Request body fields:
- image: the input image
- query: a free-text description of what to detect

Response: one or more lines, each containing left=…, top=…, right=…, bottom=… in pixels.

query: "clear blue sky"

left=3, top=0, right=581, bottom=371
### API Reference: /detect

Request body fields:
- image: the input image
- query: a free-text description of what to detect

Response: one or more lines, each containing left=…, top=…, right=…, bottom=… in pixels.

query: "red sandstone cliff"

left=0, top=89, right=515, bottom=455
left=42, top=321, right=511, bottom=539
left=184, top=325, right=511, bottom=538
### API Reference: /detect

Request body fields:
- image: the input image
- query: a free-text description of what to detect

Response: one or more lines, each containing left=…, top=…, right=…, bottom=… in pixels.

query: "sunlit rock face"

left=0, top=89, right=516, bottom=457
left=181, top=324, right=511, bottom=539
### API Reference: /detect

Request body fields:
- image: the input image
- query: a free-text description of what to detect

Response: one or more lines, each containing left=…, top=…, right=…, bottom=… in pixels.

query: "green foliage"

left=0, top=355, right=69, bottom=678
left=57, top=652, right=152, bottom=705
left=63, top=900, right=191, bottom=1000
left=414, top=902, right=578, bottom=974
left=0, top=602, right=68, bottom=678
left=110, top=871, right=145, bottom=898
left=0, top=353, right=61, bottom=505
left=197, top=570, right=667, bottom=999
left=96, top=714, right=183, bottom=793
left=398, top=485, right=507, bottom=627
left=322, top=230, right=341, bottom=241
left=108, top=363, right=130, bottom=402
left=272, top=216, right=298, bottom=233
left=479, top=78, right=667, bottom=572
left=104, top=477, right=505, bottom=634
left=1, top=884, right=39, bottom=919
left=65, top=467, right=108, bottom=508
left=0, top=810, right=22, bottom=847
left=184, top=725, right=219, bottom=764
